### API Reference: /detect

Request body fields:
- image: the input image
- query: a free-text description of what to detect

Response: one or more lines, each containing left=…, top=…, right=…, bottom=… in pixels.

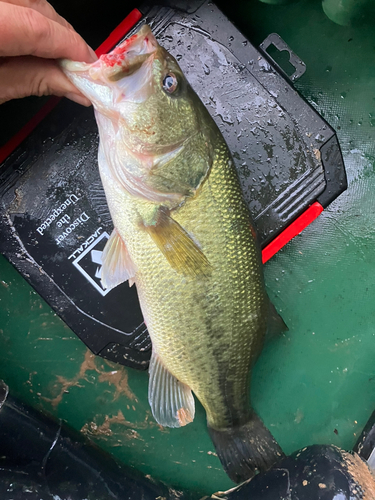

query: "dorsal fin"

left=267, top=301, right=288, bottom=338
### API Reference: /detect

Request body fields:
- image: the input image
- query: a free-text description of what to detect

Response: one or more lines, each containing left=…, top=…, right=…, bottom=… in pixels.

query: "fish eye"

left=162, top=73, right=178, bottom=94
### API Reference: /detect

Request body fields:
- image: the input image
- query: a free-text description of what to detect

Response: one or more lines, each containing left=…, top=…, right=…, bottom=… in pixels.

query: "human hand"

left=0, top=0, right=97, bottom=105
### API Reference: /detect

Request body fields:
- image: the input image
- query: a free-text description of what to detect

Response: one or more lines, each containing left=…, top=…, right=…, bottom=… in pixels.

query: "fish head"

left=61, top=25, right=208, bottom=157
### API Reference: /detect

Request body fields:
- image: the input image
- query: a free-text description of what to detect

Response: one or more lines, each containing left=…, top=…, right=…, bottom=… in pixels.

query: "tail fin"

left=207, top=413, right=284, bottom=483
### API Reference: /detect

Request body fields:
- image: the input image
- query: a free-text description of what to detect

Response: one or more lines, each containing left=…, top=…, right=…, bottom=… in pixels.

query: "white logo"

left=71, top=231, right=110, bottom=296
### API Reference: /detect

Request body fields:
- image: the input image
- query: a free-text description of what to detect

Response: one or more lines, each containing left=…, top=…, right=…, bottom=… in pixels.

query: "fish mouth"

left=99, top=25, right=158, bottom=81
left=61, top=25, right=160, bottom=107
left=62, top=25, right=158, bottom=82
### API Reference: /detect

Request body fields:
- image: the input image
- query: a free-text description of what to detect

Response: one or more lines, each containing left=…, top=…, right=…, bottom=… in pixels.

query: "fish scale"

left=121, top=135, right=267, bottom=427
left=61, top=24, right=285, bottom=483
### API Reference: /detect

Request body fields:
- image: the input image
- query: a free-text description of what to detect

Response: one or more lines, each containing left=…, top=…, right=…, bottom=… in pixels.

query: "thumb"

left=0, top=56, right=92, bottom=105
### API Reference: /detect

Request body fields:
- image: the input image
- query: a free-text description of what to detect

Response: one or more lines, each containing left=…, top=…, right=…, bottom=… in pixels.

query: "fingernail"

left=88, top=46, right=98, bottom=62
left=66, top=92, right=92, bottom=107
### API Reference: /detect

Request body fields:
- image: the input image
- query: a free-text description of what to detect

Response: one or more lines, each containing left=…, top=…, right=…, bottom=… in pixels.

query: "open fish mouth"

left=60, top=25, right=160, bottom=105
left=93, top=25, right=159, bottom=82
left=62, top=25, right=157, bottom=79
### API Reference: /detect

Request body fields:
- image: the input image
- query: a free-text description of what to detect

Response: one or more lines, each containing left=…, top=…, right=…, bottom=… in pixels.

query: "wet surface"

left=143, top=3, right=336, bottom=244
left=0, top=0, right=375, bottom=496
left=0, top=2, right=340, bottom=373
left=211, top=445, right=375, bottom=499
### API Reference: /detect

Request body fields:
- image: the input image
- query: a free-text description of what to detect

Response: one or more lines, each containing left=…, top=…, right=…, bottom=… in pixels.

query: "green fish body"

left=61, top=25, right=284, bottom=482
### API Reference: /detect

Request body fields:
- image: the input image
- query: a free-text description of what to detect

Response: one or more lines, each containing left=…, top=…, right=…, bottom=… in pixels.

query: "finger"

left=0, top=3, right=97, bottom=62
left=0, top=56, right=92, bottom=106
left=0, top=0, right=75, bottom=31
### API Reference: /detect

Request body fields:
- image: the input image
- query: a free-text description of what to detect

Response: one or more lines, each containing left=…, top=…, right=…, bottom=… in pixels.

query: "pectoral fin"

left=148, top=351, right=195, bottom=428
left=144, top=210, right=211, bottom=278
left=101, top=229, right=137, bottom=290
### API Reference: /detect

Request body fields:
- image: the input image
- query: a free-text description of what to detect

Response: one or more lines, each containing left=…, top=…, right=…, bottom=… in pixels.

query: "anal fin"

left=101, top=229, right=137, bottom=290
left=144, top=210, right=211, bottom=278
left=148, top=351, right=195, bottom=428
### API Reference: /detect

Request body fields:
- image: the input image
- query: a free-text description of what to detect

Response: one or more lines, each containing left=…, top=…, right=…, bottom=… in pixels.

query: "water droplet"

left=315, top=133, right=325, bottom=142
left=325, top=65, right=332, bottom=72
left=340, top=92, right=347, bottom=99
left=259, top=60, right=271, bottom=73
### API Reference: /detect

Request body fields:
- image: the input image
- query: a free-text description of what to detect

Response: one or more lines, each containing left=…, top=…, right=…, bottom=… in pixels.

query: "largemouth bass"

left=61, top=25, right=285, bottom=483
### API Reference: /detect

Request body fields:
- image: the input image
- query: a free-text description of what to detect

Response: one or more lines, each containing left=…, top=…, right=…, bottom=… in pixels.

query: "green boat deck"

left=0, top=0, right=374, bottom=496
